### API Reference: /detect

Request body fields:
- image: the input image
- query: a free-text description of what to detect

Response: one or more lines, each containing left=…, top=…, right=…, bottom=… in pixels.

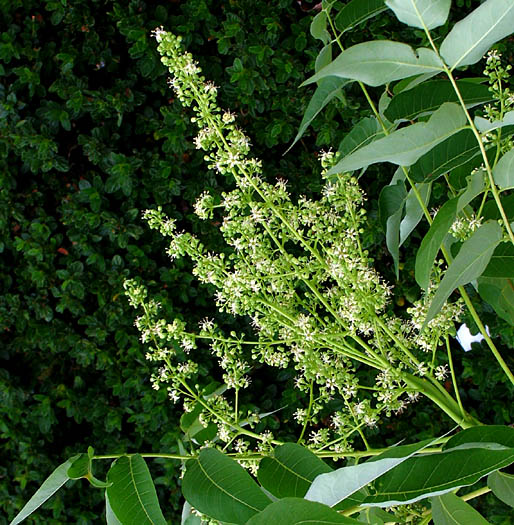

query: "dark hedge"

left=0, top=1, right=330, bottom=522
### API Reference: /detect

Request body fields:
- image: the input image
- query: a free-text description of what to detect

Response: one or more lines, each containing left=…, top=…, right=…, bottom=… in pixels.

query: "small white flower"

left=416, top=362, right=428, bottom=376
left=151, top=26, right=166, bottom=42
left=222, top=111, right=236, bottom=123
left=204, top=81, right=218, bottom=94
left=435, top=365, right=450, bottom=381
left=199, top=317, right=215, bottom=332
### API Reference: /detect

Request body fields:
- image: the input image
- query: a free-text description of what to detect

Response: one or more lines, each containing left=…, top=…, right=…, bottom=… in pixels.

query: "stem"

left=179, top=378, right=283, bottom=445
left=445, top=336, right=466, bottom=419
left=403, top=373, right=479, bottom=428
left=298, top=380, right=314, bottom=443
left=459, top=289, right=514, bottom=384
left=461, top=486, right=492, bottom=502
left=93, top=445, right=447, bottom=462
left=234, top=388, right=239, bottom=424
left=94, top=453, right=193, bottom=460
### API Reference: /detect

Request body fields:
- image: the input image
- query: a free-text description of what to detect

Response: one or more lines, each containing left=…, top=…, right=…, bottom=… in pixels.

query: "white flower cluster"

left=125, top=30, right=467, bottom=452
left=449, top=212, right=483, bottom=241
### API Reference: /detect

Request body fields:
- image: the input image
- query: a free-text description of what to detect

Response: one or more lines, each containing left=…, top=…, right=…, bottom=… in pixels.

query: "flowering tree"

left=11, top=1, right=514, bottom=524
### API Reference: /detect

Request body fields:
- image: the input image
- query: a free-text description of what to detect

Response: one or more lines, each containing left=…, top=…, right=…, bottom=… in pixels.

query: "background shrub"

left=0, top=1, right=327, bottom=521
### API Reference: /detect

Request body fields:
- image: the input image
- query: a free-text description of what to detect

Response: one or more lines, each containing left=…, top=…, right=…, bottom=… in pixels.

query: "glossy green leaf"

left=356, top=507, right=396, bottom=524
left=488, top=471, right=514, bottom=508
left=379, top=176, right=406, bottom=277
left=338, top=117, right=385, bottom=159
left=494, top=148, right=514, bottom=190
left=440, top=0, right=514, bottom=69
left=364, top=445, right=514, bottom=507
left=106, top=455, right=166, bottom=525
left=431, top=492, right=490, bottom=524
left=448, top=145, right=497, bottom=191
left=425, top=221, right=503, bottom=324
left=67, top=454, right=90, bottom=479
left=478, top=276, right=514, bottom=325
left=385, top=0, right=451, bottom=30
left=483, top=193, right=514, bottom=221
left=288, top=77, right=350, bottom=152
left=385, top=80, right=492, bottom=122
left=181, top=501, right=204, bottom=525
left=379, top=172, right=405, bottom=231
left=475, top=111, right=514, bottom=133
left=67, top=453, right=110, bottom=488
left=310, top=11, right=330, bottom=44
left=334, top=0, right=388, bottom=34
left=182, top=448, right=271, bottom=523
left=246, top=498, right=362, bottom=525
left=183, top=517, right=203, bottom=525
left=378, top=177, right=430, bottom=279
left=415, top=169, right=485, bottom=290
left=302, top=41, right=444, bottom=88
left=482, top=244, right=514, bottom=278
left=400, top=182, right=431, bottom=246
left=315, top=43, right=333, bottom=73
left=180, top=403, right=218, bottom=444
left=409, top=130, right=481, bottom=183
left=10, top=455, right=79, bottom=525
left=380, top=188, right=407, bottom=279
left=257, top=443, right=332, bottom=498
left=328, top=103, right=466, bottom=174
left=444, top=426, right=514, bottom=450
left=106, top=492, right=123, bottom=525
left=306, top=439, right=435, bottom=507
left=393, top=72, right=444, bottom=94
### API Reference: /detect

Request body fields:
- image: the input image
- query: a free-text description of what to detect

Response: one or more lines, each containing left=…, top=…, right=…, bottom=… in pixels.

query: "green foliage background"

left=1, top=0, right=513, bottom=523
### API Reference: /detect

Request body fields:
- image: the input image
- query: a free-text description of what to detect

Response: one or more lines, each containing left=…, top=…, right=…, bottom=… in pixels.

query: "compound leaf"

left=310, top=11, right=330, bottom=44
left=364, top=445, right=514, bottom=507
left=338, top=116, right=385, bottom=159
left=478, top=276, right=514, bottom=325
left=415, top=169, right=485, bottom=290
left=482, top=243, right=514, bottom=278
left=475, top=111, right=514, bottom=133
left=106, top=492, right=123, bottom=525
left=289, top=77, right=351, bottom=152
left=409, top=129, right=481, bottom=183
left=306, top=439, right=435, bottom=508
left=385, top=80, right=492, bottom=123
left=444, top=425, right=514, bottom=450
left=494, top=148, right=514, bottom=190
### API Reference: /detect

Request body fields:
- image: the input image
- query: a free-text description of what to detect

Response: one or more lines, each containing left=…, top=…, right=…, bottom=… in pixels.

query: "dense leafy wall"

left=0, top=1, right=330, bottom=522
